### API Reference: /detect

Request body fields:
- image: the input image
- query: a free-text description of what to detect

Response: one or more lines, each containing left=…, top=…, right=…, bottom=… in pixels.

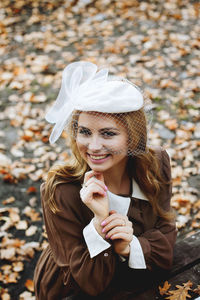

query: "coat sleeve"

left=41, top=182, right=116, bottom=296
left=137, top=149, right=177, bottom=271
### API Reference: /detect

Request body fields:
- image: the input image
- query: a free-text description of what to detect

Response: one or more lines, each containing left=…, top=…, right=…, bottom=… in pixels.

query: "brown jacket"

left=34, top=149, right=177, bottom=300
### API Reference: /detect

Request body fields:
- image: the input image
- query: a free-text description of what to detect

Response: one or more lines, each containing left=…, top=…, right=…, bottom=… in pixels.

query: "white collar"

left=107, top=178, right=149, bottom=201
left=107, top=179, right=148, bottom=216
left=132, top=178, right=149, bottom=201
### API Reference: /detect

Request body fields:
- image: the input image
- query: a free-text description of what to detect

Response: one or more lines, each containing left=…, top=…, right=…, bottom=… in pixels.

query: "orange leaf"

left=4, top=272, right=18, bottom=283
left=26, top=186, right=37, bottom=194
left=165, top=119, right=178, bottom=131
left=165, top=281, right=193, bottom=300
left=194, top=285, right=200, bottom=295
left=159, top=281, right=171, bottom=295
left=3, top=174, right=16, bottom=184
left=25, top=279, right=34, bottom=292
left=21, top=135, right=33, bottom=142
left=2, top=197, right=15, bottom=205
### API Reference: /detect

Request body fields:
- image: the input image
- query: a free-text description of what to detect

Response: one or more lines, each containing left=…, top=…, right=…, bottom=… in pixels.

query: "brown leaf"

left=159, top=281, right=171, bottom=295
left=23, top=206, right=41, bottom=221
left=0, top=248, right=16, bottom=260
left=26, top=186, right=37, bottom=194
left=194, top=285, right=200, bottom=295
left=191, top=220, right=200, bottom=229
left=3, top=173, right=16, bottom=184
left=165, top=119, right=178, bottom=131
left=25, top=279, right=34, bottom=292
left=2, top=197, right=15, bottom=205
left=0, top=288, right=11, bottom=300
left=4, top=272, right=19, bottom=283
left=12, top=261, right=24, bottom=272
left=25, top=225, right=37, bottom=236
left=165, top=281, right=193, bottom=300
left=9, top=209, right=20, bottom=223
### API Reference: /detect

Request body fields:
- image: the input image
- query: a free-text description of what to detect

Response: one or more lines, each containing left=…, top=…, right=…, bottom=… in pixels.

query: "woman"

left=34, top=61, right=177, bottom=300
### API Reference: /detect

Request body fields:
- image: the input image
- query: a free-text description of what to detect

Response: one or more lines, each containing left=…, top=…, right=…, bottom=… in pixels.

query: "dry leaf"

left=0, top=288, right=11, bottom=300
left=4, top=272, right=19, bottom=283
left=19, top=291, right=35, bottom=300
left=165, top=119, right=178, bottom=131
left=0, top=248, right=16, bottom=260
left=25, top=279, right=34, bottom=292
left=12, top=261, right=24, bottom=272
left=2, top=197, right=15, bottom=205
left=159, top=281, right=171, bottom=295
left=25, top=225, right=37, bottom=236
left=165, top=281, right=193, bottom=300
left=194, top=285, right=200, bottom=295
left=23, top=206, right=41, bottom=221
left=26, top=186, right=37, bottom=194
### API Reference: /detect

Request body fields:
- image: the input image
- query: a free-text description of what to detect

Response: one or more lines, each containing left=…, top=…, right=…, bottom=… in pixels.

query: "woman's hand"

left=101, top=210, right=133, bottom=256
left=80, top=171, right=109, bottom=235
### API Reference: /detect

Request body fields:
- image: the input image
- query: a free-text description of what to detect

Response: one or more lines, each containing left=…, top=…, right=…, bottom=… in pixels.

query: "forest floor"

left=0, top=0, right=199, bottom=299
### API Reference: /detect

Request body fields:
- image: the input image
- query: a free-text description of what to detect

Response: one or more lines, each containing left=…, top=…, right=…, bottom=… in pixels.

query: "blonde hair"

left=44, top=109, right=173, bottom=220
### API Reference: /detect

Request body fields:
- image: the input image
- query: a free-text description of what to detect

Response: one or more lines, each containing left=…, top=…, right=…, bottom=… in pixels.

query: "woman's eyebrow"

left=99, top=127, right=120, bottom=132
left=78, top=125, right=90, bottom=129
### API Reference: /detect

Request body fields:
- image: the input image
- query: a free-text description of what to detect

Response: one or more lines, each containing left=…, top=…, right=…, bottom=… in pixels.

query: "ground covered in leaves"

left=0, top=0, right=199, bottom=299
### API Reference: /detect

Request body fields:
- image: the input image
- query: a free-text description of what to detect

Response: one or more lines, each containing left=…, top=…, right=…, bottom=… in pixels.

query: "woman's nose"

left=88, top=136, right=102, bottom=151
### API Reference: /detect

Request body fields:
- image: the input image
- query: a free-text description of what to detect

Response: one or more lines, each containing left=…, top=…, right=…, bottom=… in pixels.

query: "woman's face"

left=76, top=112, right=128, bottom=173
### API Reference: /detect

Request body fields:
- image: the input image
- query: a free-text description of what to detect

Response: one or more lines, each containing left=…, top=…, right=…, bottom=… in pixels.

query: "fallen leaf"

left=165, top=281, right=193, bottom=300
left=19, top=291, right=35, bottom=300
left=12, top=261, right=24, bottom=272
left=0, top=248, right=16, bottom=260
left=23, top=206, right=41, bottom=221
left=194, top=285, right=200, bottom=295
left=25, top=225, right=37, bottom=236
left=159, top=281, right=171, bottom=296
left=25, top=279, right=34, bottom=292
left=26, top=186, right=37, bottom=194
left=165, top=119, right=178, bottom=130
left=2, top=197, right=15, bottom=205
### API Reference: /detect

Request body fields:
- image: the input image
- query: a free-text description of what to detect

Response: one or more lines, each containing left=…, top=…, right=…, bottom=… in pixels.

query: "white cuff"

left=128, top=235, right=146, bottom=269
left=83, top=219, right=111, bottom=258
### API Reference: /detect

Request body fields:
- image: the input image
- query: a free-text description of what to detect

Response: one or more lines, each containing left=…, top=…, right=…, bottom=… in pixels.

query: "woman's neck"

left=103, top=164, right=130, bottom=195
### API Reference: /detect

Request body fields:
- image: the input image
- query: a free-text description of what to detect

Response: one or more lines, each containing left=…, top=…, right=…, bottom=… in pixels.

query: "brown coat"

left=34, top=149, right=177, bottom=300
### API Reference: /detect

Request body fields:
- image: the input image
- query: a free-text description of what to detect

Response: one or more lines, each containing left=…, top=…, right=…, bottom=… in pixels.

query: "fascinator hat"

left=46, top=61, right=151, bottom=155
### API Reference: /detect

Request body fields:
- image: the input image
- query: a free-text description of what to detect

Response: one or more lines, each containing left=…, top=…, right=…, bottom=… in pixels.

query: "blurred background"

left=0, top=0, right=199, bottom=299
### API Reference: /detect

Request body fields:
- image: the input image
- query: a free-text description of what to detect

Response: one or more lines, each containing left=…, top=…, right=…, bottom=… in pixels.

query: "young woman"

left=34, top=61, right=177, bottom=300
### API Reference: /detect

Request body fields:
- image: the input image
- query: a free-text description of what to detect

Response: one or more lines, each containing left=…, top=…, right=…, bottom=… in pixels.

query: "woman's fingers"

left=105, top=225, right=133, bottom=239
left=80, top=183, right=106, bottom=203
left=83, top=171, right=107, bottom=194
left=84, top=176, right=107, bottom=191
left=83, top=171, right=105, bottom=185
left=102, top=218, right=127, bottom=233
left=101, top=213, right=131, bottom=230
left=109, top=232, right=133, bottom=242
left=102, top=212, right=128, bottom=225
left=83, top=170, right=97, bottom=183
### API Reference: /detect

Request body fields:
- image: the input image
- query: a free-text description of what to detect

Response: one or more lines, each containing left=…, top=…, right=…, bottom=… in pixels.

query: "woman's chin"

left=87, top=164, right=106, bottom=173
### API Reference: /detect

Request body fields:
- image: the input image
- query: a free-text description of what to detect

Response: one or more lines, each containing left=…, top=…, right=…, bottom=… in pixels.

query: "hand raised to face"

left=80, top=170, right=109, bottom=222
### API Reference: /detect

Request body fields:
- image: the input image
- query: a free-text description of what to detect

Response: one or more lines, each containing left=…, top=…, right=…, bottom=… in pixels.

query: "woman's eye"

left=102, top=131, right=117, bottom=137
left=78, top=128, right=91, bottom=136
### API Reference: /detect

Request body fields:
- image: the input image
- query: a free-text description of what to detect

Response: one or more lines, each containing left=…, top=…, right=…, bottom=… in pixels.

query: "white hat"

left=45, top=61, right=144, bottom=144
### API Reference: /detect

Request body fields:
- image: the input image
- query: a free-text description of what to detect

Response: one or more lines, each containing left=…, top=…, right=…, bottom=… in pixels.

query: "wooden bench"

left=133, top=230, right=200, bottom=299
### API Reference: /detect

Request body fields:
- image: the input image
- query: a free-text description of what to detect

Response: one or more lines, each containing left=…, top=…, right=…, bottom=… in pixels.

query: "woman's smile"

left=87, top=153, right=111, bottom=164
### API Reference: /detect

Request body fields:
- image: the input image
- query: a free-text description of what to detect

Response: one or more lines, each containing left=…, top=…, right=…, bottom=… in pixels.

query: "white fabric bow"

left=45, top=61, right=144, bottom=144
